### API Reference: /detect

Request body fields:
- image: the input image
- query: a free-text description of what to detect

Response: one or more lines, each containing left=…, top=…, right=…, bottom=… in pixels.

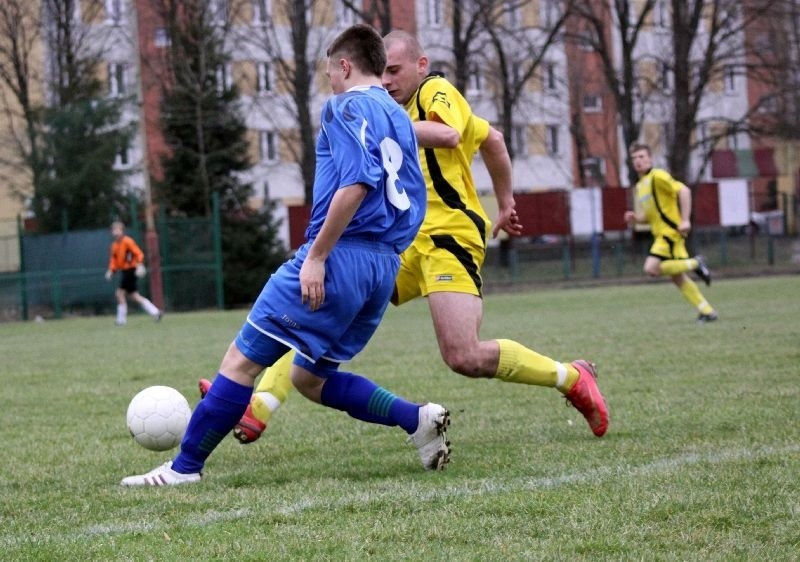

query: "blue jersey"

left=306, top=86, right=426, bottom=254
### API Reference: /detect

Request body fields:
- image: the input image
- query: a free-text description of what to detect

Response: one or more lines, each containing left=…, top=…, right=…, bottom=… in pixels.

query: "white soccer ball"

left=126, top=385, right=192, bottom=451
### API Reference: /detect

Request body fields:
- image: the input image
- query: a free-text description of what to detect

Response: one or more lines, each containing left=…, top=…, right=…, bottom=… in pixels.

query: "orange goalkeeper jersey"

left=108, top=235, right=144, bottom=271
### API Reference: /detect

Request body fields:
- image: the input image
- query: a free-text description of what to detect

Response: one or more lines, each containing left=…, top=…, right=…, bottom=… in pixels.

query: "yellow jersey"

left=404, top=74, right=491, bottom=249
left=634, top=168, right=685, bottom=239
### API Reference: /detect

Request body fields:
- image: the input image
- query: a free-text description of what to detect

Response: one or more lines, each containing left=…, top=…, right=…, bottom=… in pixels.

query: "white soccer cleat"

left=409, top=403, right=451, bottom=470
left=120, top=461, right=201, bottom=487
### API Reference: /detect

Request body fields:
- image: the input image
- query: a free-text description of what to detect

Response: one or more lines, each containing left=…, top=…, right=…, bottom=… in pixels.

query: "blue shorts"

left=235, top=239, right=399, bottom=365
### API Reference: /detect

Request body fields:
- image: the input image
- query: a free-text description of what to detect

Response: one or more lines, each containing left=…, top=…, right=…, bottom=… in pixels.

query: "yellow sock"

left=679, top=278, right=714, bottom=314
left=495, top=339, right=579, bottom=394
left=250, top=351, right=294, bottom=425
left=660, top=258, right=697, bottom=276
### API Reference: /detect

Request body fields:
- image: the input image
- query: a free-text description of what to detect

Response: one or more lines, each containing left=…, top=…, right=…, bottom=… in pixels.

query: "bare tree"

left=0, top=0, right=43, bottom=202
left=339, top=0, right=394, bottom=34
left=237, top=0, right=340, bottom=204
left=480, top=0, right=572, bottom=160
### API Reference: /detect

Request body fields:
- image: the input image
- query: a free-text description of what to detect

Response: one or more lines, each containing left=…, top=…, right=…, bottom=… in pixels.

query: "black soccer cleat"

left=694, top=255, right=712, bottom=286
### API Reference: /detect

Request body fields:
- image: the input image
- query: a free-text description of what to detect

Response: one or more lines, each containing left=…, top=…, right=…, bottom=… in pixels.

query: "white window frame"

left=105, top=0, right=126, bottom=25
left=154, top=28, right=170, bottom=47
left=544, top=62, right=557, bottom=91
left=546, top=125, right=559, bottom=155
left=108, top=62, right=127, bottom=97
left=252, top=0, right=272, bottom=25
left=216, top=64, right=233, bottom=94
left=724, top=65, right=736, bottom=94
left=543, top=0, right=560, bottom=28
left=114, top=144, right=131, bottom=169
left=211, top=0, right=228, bottom=25
left=427, top=0, right=444, bottom=28
left=257, top=62, right=273, bottom=93
left=582, top=94, right=602, bottom=113
left=506, top=3, right=521, bottom=28
left=511, top=124, right=527, bottom=157
left=467, top=62, right=482, bottom=94
left=581, top=157, right=606, bottom=183
left=337, top=0, right=359, bottom=26
left=259, top=130, right=277, bottom=163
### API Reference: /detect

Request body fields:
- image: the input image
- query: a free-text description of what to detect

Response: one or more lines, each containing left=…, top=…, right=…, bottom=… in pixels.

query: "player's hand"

left=623, top=211, right=636, bottom=225
left=678, top=220, right=691, bottom=237
left=135, top=263, right=147, bottom=278
left=105, top=269, right=113, bottom=281
left=299, top=258, right=325, bottom=311
left=492, top=206, right=523, bottom=239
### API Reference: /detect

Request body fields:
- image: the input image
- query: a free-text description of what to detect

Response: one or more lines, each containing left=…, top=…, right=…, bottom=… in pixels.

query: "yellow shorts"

left=649, top=235, right=689, bottom=260
left=393, top=233, right=485, bottom=305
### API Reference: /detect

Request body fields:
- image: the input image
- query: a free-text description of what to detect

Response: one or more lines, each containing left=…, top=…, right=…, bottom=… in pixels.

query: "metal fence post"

left=17, top=215, right=28, bottom=321
left=212, top=192, right=224, bottom=309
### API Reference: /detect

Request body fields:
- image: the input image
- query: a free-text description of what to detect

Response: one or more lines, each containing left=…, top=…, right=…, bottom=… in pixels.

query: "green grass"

left=1, top=276, right=799, bottom=560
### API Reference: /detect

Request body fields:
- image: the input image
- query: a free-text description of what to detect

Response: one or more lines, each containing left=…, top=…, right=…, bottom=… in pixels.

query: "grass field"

left=1, top=275, right=799, bottom=560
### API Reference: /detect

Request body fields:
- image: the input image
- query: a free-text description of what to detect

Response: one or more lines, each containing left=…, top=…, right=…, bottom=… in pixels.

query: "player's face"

left=111, top=224, right=124, bottom=239
left=630, top=149, right=652, bottom=176
left=382, top=42, right=426, bottom=105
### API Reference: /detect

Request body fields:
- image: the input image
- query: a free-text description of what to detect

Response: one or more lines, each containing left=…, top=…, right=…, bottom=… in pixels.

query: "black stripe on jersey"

left=430, top=234, right=483, bottom=296
left=414, top=78, right=487, bottom=245
left=650, top=174, right=679, bottom=231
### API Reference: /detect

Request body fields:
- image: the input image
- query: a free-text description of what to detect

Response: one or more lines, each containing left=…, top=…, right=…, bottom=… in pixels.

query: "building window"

left=105, top=0, right=125, bottom=25
left=659, top=60, right=671, bottom=90
left=154, top=27, right=170, bottom=47
left=546, top=125, right=559, bottom=155
left=467, top=62, right=482, bottom=93
left=216, top=64, right=232, bottom=94
left=724, top=65, right=736, bottom=94
left=257, top=62, right=273, bottom=93
left=108, top=63, right=126, bottom=97
left=578, top=30, right=595, bottom=51
left=581, top=157, right=606, bottom=184
left=114, top=145, right=130, bottom=169
left=253, top=0, right=271, bottom=25
left=511, top=125, right=527, bottom=156
left=582, top=94, right=602, bottom=113
left=543, top=0, right=560, bottom=28
left=211, top=0, right=228, bottom=24
left=544, top=62, right=557, bottom=91
left=337, top=0, right=359, bottom=25
left=259, top=130, right=277, bottom=162
left=655, top=0, right=670, bottom=27
left=427, top=0, right=444, bottom=27
left=506, top=3, right=521, bottom=28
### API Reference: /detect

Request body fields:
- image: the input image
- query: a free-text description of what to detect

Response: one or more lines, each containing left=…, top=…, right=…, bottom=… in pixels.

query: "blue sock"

left=172, top=374, right=251, bottom=474
left=320, top=371, right=420, bottom=433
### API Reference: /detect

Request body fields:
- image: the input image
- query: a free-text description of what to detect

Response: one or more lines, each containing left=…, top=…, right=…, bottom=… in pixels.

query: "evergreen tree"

left=32, top=98, right=134, bottom=231
left=155, top=0, right=284, bottom=306
left=28, top=0, right=135, bottom=232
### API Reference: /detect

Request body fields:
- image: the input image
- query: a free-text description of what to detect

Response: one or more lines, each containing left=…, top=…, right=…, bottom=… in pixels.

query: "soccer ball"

left=126, top=385, right=192, bottom=451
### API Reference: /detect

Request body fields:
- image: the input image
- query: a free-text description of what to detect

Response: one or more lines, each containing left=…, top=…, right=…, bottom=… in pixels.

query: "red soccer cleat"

left=232, top=404, right=267, bottom=444
left=198, top=378, right=212, bottom=398
left=565, top=360, right=609, bottom=437
left=198, top=378, right=267, bottom=443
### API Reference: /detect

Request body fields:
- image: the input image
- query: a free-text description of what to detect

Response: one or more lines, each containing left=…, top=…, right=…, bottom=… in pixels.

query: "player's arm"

left=677, top=183, right=692, bottom=236
left=480, top=126, right=521, bottom=238
left=301, top=184, right=368, bottom=311
left=128, top=238, right=145, bottom=266
left=624, top=210, right=646, bottom=225
left=413, top=119, right=460, bottom=148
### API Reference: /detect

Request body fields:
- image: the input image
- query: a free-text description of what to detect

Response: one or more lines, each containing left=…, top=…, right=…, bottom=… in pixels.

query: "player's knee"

left=441, top=349, right=483, bottom=378
left=644, top=264, right=660, bottom=277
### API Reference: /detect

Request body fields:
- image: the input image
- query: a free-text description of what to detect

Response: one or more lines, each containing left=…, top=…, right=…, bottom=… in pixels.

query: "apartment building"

left=1, top=0, right=797, bottom=269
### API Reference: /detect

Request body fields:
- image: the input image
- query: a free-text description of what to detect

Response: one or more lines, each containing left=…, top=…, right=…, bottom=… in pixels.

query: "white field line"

left=2, top=443, right=798, bottom=547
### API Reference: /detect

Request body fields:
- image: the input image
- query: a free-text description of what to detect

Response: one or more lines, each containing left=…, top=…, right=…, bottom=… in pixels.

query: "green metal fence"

left=0, top=198, right=223, bottom=321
